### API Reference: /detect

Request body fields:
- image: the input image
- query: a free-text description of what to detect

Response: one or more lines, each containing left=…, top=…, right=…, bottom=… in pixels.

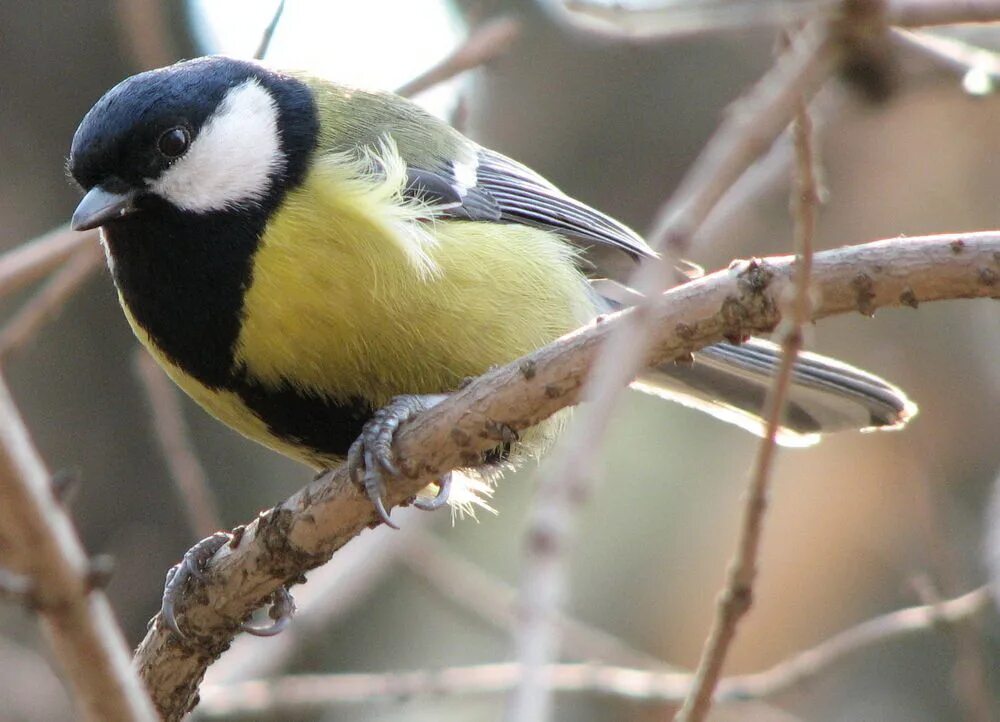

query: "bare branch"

left=720, top=585, right=994, bottom=699
left=0, top=246, right=102, bottom=362
left=400, top=531, right=668, bottom=669
left=545, top=0, right=1000, bottom=40
left=132, top=349, right=221, bottom=538
left=508, top=23, right=833, bottom=722
left=675, top=75, right=821, bottom=722
left=253, top=0, right=286, bottom=61
left=194, top=585, right=994, bottom=715
left=0, top=368, right=156, bottom=721
left=892, top=28, right=1000, bottom=93
left=132, top=233, right=1000, bottom=720
left=0, top=226, right=96, bottom=302
left=650, top=21, right=834, bottom=255
left=395, top=17, right=521, bottom=99
left=889, top=0, right=1000, bottom=28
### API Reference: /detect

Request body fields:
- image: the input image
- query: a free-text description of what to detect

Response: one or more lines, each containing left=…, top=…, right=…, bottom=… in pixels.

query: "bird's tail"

left=631, top=337, right=917, bottom=447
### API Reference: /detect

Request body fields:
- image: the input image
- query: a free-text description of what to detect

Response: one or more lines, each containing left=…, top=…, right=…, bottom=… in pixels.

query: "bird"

left=68, top=56, right=915, bottom=634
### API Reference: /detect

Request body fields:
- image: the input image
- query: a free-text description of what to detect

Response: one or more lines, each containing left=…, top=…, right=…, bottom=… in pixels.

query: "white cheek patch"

left=149, top=79, right=283, bottom=213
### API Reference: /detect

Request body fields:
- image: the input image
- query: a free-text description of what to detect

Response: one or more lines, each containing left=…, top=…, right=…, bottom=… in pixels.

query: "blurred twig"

left=911, top=472, right=995, bottom=722
left=395, top=17, right=521, bottom=98
left=547, top=0, right=1000, bottom=40
left=400, top=531, right=668, bottom=669
left=650, top=22, right=834, bottom=255
left=112, top=0, right=177, bottom=70
left=507, top=23, right=834, bottom=722
left=0, top=246, right=102, bottom=362
left=196, top=584, right=995, bottom=715
left=547, top=0, right=836, bottom=40
left=722, top=585, right=994, bottom=700
left=675, top=65, right=820, bottom=722
left=893, top=28, right=1000, bottom=91
left=132, top=349, right=221, bottom=538
left=132, top=232, right=1000, bottom=721
left=254, top=0, right=286, bottom=61
left=0, top=226, right=96, bottom=302
left=0, top=368, right=156, bottom=721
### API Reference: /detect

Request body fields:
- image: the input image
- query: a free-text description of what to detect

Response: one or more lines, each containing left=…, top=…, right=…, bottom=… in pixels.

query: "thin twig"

left=253, top=0, right=286, bottom=61
left=395, top=17, right=521, bottom=98
left=0, top=246, right=102, bottom=362
left=720, top=585, right=994, bottom=699
left=132, top=233, right=1000, bottom=721
left=132, top=349, right=221, bottom=538
left=893, top=28, right=1000, bottom=92
left=548, top=0, right=836, bottom=41
left=0, top=567, right=33, bottom=602
left=507, top=24, right=834, bottom=722
left=400, top=531, right=668, bottom=669
left=0, top=368, right=156, bottom=721
left=650, top=22, right=834, bottom=255
left=547, top=0, right=1000, bottom=40
left=911, top=474, right=995, bottom=722
left=111, top=0, right=177, bottom=70
left=675, top=69, right=820, bottom=722
left=0, top=226, right=96, bottom=302
left=195, top=584, right=994, bottom=715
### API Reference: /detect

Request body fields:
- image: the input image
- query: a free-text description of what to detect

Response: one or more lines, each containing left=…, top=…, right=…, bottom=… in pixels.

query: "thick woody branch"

left=0, top=368, right=157, bottom=721
left=133, top=233, right=999, bottom=720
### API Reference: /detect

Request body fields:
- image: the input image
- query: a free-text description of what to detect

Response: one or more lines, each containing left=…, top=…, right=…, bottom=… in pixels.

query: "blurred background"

left=0, top=1, right=998, bottom=720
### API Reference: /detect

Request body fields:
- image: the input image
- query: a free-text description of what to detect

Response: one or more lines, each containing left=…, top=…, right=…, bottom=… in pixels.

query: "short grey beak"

left=71, top=186, right=139, bottom=231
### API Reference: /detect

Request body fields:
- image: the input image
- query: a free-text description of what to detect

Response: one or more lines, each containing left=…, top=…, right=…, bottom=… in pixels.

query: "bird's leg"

left=161, top=530, right=297, bottom=639
left=347, top=393, right=448, bottom=528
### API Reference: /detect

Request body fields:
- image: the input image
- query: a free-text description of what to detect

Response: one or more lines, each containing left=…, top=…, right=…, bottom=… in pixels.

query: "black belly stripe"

left=233, top=374, right=374, bottom=459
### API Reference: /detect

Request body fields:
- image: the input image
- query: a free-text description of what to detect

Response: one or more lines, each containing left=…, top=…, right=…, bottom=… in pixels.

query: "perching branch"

left=193, top=584, right=994, bottom=716
left=133, top=232, right=1000, bottom=720
left=395, top=16, right=521, bottom=98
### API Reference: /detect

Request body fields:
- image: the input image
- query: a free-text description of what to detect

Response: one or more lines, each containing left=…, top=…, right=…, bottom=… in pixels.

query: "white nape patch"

left=149, top=79, right=283, bottom=213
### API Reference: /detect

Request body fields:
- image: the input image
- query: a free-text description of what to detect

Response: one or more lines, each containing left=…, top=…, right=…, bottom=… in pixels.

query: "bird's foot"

left=161, top=531, right=296, bottom=638
left=413, top=471, right=452, bottom=511
left=241, top=586, right=296, bottom=637
left=347, top=393, right=447, bottom=528
left=161, top=531, right=231, bottom=638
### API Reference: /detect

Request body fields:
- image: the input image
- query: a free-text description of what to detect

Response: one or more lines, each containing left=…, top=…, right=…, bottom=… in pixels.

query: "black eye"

left=157, top=127, right=190, bottom=158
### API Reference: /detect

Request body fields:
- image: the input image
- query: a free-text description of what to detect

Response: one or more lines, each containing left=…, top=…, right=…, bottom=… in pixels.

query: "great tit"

left=69, top=56, right=915, bottom=527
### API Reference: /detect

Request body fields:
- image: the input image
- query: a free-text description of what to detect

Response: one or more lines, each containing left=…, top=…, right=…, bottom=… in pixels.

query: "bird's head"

left=69, top=56, right=317, bottom=231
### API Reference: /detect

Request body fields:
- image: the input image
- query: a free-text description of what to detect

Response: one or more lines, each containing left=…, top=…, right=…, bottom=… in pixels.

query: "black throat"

left=105, top=203, right=263, bottom=388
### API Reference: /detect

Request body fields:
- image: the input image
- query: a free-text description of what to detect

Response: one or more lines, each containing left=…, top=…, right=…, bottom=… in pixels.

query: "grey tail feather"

left=632, top=338, right=918, bottom=448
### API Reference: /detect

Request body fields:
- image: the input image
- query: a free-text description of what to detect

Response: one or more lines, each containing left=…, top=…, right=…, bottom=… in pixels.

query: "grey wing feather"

left=404, top=148, right=657, bottom=262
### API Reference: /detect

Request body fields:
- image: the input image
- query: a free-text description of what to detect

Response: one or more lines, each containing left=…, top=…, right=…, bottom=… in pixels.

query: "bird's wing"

left=405, top=147, right=657, bottom=262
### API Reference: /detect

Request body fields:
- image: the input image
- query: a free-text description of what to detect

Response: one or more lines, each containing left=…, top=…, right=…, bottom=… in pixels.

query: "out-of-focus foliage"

left=0, top=2, right=997, bottom=721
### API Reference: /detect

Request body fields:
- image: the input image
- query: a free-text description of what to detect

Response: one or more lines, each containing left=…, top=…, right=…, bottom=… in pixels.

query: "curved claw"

left=241, top=586, right=296, bottom=637
left=413, top=472, right=452, bottom=511
left=364, top=450, right=399, bottom=529
left=160, top=532, right=231, bottom=638
left=350, top=394, right=445, bottom=528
